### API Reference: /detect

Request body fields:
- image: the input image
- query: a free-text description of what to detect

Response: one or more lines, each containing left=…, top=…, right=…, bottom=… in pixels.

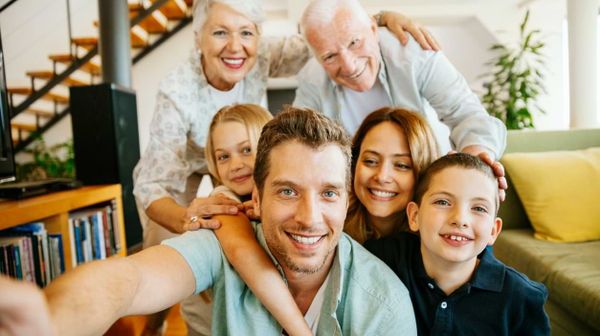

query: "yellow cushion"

left=501, top=147, right=600, bottom=242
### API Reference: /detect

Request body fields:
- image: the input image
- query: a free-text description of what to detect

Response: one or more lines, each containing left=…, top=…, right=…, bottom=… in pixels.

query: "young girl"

left=205, top=104, right=313, bottom=336
left=214, top=107, right=439, bottom=332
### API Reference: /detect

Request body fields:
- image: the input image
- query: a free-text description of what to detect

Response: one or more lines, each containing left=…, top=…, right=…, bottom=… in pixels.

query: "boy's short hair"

left=253, top=106, right=351, bottom=197
left=413, top=153, right=499, bottom=213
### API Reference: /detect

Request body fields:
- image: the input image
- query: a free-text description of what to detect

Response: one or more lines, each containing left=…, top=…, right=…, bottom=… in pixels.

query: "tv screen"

left=0, top=28, right=16, bottom=184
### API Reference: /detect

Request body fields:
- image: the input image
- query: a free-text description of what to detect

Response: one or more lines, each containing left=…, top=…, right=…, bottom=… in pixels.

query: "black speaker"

left=70, top=83, right=142, bottom=249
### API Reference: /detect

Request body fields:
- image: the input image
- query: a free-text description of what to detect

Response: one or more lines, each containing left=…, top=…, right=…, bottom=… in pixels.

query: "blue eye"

left=279, top=188, right=296, bottom=197
left=473, top=206, right=488, bottom=213
left=323, top=190, right=338, bottom=199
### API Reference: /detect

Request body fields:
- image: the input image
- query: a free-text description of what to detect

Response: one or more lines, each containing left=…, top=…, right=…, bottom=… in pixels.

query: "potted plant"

left=16, top=137, right=75, bottom=181
left=480, top=10, right=546, bottom=129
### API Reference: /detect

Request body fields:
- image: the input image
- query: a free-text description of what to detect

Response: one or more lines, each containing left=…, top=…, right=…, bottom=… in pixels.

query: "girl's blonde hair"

left=205, top=104, right=272, bottom=184
left=344, top=107, right=439, bottom=243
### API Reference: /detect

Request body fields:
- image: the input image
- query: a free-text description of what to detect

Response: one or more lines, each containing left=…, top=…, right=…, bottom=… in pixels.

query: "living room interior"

left=0, top=0, right=599, bottom=335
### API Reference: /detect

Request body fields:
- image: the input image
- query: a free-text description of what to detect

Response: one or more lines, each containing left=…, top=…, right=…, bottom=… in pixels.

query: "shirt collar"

left=414, top=245, right=506, bottom=293
left=469, top=247, right=506, bottom=292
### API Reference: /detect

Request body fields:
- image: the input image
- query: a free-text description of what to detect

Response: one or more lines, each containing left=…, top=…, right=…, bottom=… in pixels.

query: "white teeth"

left=223, top=58, right=243, bottom=65
left=290, top=234, right=321, bottom=245
left=371, top=189, right=396, bottom=198
left=449, top=235, right=468, bottom=241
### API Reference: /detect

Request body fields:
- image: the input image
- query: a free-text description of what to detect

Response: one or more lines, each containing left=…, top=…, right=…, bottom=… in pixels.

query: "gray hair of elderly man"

left=300, top=0, right=372, bottom=39
left=192, top=0, right=265, bottom=35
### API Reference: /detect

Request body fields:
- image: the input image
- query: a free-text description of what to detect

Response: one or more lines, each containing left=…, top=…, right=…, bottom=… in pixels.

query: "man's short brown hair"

left=253, top=106, right=352, bottom=196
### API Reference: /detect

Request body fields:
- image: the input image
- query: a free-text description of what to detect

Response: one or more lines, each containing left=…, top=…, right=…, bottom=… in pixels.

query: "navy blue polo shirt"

left=365, top=232, right=550, bottom=335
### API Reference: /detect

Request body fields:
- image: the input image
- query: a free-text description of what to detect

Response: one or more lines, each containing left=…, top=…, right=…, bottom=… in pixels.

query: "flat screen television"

left=0, top=28, right=16, bottom=184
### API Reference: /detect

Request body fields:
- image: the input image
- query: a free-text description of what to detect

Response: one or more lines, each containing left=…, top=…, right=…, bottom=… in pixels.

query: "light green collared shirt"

left=163, top=223, right=417, bottom=335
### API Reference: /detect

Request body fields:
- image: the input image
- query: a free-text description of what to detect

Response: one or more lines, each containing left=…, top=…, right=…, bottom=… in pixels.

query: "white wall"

left=2, top=0, right=587, bottom=163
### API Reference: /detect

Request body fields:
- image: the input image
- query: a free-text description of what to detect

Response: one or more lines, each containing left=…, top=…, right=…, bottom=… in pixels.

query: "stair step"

left=92, top=21, right=149, bottom=48
left=26, top=70, right=87, bottom=87
left=129, top=5, right=168, bottom=33
left=48, top=54, right=102, bottom=76
left=11, top=122, right=37, bottom=132
left=7, top=87, right=69, bottom=104
left=151, top=0, right=187, bottom=20
left=72, top=37, right=98, bottom=50
left=24, top=108, right=55, bottom=119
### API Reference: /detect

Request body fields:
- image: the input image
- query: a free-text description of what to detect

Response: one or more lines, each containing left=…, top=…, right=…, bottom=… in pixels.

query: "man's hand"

left=379, top=11, right=440, bottom=51
left=0, top=276, right=54, bottom=336
left=184, top=194, right=241, bottom=231
left=460, top=145, right=508, bottom=202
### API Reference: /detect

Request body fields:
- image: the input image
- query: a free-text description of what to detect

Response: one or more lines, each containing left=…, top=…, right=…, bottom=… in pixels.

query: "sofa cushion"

left=501, top=147, right=600, bottom=242
left=494, top=229, right=600, bottom=333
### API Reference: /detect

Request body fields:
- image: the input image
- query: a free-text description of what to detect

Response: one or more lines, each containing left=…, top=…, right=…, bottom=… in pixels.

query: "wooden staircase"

left=7, top=0, right=194, bottom=151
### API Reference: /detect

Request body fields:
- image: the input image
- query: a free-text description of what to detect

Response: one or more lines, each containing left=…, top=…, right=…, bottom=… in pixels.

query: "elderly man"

left=0, top=108, right=416, bottom=336
left=295, top=0, right=507, bottom=163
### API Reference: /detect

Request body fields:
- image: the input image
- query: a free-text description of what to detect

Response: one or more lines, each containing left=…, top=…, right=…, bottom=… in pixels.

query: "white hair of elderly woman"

left=192, top=0, right=265, bottom=34
left=300, top=0, right=371, bottom=37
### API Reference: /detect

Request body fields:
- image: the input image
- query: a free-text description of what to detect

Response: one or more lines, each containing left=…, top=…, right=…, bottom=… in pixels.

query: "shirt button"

left=427, top=283, right=434, bottom=289
left=441, top=302, right=448, bottom=309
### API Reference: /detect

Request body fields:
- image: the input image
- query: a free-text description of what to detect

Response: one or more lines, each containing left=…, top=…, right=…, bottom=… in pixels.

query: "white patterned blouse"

left=133, top=36, right=310, bottom=210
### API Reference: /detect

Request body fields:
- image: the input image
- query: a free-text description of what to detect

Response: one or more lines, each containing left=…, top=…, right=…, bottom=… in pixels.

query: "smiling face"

left=353, top=122, right=415, bottom=232
left=407, top=167, right=502, bottom=269
left=212, top=121, right=256, bottom=196
left=305, top=8, right=380, bottom=92
left=197, top=2, right=258, bottom=91
left=254, top=141, right=348, bottom=277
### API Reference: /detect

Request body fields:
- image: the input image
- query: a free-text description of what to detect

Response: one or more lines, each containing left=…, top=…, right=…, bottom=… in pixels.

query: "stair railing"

left=2, top=0, right=190, bottom=152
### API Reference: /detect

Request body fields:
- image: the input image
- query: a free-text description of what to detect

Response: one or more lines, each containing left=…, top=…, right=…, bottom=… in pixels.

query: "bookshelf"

left=0, top=184, right=127, bottom=276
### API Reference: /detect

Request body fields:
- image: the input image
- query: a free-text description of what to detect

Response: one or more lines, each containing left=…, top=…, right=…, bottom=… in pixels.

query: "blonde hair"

left=205, top=104, right=272, bottom=184
left=344, top=107, right=439, bottom=243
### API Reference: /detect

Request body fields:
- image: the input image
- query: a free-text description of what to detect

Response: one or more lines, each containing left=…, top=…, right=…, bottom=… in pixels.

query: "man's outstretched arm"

left=32, top=245, right=195, bottom=336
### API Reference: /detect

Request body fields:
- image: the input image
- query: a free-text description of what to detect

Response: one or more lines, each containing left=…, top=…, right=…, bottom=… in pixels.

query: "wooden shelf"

left=0, top=184, right=127, bottom=271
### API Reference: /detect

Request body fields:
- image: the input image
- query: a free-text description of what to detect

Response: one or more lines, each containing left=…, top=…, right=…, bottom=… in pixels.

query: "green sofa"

left=496, top=128, right=600, bottom=335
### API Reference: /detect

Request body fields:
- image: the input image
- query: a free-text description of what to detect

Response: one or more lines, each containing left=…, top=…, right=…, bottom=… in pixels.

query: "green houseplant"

left=480, top=10, right=546, bottom=129
left=16, top=137, right=75, bottom=181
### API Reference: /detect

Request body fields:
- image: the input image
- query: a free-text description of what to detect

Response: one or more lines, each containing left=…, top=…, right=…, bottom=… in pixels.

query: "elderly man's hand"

left=379, top=11, right=440, bottom=51
left=0, top=276, right=54, bottom=336
left=460, top=145, right=508, bottom=202
left=184, top=194, right=241, bottom=231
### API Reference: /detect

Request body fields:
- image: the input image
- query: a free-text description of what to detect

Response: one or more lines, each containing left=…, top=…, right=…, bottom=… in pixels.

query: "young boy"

left=365, top=153, right=550, bottom=335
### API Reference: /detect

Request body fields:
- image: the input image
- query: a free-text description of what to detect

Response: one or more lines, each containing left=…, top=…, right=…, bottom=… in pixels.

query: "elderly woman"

left=133, top=0, right=437, bottom=334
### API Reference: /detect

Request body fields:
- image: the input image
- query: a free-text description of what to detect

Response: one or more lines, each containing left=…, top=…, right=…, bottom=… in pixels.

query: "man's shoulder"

left=297, top=57, right=329, bottom=86
left=340, top=234, right=410, bottom=300
left=377, top=27, right=436, bottom=67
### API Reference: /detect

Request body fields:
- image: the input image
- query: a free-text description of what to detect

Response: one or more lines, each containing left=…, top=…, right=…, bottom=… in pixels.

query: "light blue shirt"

left=163, top=223, right=417, bottom=335
left=294, top=28, right=507, bottom=158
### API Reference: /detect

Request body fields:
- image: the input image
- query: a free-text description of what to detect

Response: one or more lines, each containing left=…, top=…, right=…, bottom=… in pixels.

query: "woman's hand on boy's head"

left=184, top=194, right=241, bottom=231
left=456, top=146, right=508, bottom=202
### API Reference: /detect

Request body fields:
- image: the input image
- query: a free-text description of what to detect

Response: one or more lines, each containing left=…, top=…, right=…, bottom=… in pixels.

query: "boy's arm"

left=213, top=214, right=311, bottom=336
left=45, top=245, right=195, bottom=336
